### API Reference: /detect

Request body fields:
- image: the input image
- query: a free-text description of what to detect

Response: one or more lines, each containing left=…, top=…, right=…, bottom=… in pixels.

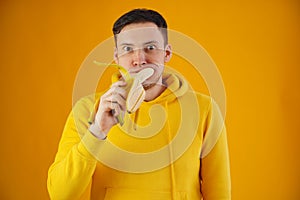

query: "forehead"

left=116, top=22, right=164, bottom=46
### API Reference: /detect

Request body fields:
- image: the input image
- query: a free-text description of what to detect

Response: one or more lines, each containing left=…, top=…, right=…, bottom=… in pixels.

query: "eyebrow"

left=119, top=40, right=159, bottom=46
left=143, top=40, right=159, bottom=45
left=119, top=43, right=134, bottom=46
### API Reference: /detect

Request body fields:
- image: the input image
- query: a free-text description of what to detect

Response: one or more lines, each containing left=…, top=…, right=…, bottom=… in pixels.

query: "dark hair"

left=112, top=8, right=168, bottom=45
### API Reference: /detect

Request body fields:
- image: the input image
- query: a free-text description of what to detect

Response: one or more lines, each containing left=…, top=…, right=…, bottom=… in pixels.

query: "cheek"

left=152, top=66, right=164, bottom=79
left=150, top=52, right=166, bottom=63
left=116, top=57, right=131, bottom=68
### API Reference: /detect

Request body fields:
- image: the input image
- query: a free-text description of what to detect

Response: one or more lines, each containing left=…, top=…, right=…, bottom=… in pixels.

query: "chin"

left=143, top=83, right=156, bottom=90
left=142, top=76, right=163, bottom=90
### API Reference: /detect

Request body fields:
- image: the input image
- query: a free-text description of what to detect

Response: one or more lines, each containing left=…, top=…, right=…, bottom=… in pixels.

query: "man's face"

left=114, top=22, right=172, bottom=87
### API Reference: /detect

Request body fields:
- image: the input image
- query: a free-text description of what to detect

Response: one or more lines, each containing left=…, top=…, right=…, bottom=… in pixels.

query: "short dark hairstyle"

left=112, top=8, right=168, bottom=45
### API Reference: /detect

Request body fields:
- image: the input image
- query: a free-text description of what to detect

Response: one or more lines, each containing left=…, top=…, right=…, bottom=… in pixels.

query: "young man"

left=47, top=9, right=231, bottom=200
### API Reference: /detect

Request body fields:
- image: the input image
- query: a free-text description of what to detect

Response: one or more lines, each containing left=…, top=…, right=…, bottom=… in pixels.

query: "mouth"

left=128, top=63, right=161, bottom=73
left=128, top=67, right=153, bottom=75
left=125, top=64, right=163, bottom=88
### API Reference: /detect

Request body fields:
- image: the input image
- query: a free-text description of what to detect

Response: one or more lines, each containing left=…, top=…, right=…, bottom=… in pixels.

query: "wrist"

left=88, top=122, right=107, bottom=140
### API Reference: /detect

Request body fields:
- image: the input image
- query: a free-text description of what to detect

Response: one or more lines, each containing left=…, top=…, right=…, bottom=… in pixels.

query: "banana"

left=126, top=68, right=154, bottom=113
left=92, top=61, right=154, bottom=125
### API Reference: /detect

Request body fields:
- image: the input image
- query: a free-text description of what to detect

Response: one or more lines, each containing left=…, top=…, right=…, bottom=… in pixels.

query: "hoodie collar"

left=147, top=72, right=188, bottom=104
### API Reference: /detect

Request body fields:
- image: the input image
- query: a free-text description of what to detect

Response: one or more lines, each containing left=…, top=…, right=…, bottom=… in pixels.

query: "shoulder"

left=72, top=92, right=104, bottom=116
left=74, top=92, right=104, bottom=108
left=182, top=90, right=213, bottom=114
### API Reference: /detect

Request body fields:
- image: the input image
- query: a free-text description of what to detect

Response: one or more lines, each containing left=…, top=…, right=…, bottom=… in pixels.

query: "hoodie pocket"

left=104, top=188, right=188, bottom=200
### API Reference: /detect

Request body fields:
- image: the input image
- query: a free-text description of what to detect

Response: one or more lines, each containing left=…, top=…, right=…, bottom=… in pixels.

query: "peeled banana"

left=91, top=61, right=154, bottom=125
left=126, top=68, right=154, bottom=113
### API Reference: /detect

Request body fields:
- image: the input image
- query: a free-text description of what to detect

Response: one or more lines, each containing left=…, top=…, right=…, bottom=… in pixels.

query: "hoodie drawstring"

left=165, top=101, right=176, bottom=199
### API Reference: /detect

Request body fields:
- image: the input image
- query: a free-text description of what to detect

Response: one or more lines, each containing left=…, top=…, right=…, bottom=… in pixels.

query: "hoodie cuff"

left=78, top=129, right=107, bottom=160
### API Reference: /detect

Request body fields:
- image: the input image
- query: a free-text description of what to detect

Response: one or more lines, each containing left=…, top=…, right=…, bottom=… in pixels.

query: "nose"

left=132, top=49, right=146, bottom=67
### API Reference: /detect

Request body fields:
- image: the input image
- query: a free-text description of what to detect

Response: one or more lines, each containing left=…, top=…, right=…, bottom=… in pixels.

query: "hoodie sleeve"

left=200, top=99, right=231, bottom=200
left=47, top=96, right=106, bottom=200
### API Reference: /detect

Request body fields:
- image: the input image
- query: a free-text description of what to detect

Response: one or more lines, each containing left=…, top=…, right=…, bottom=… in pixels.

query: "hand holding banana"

left=88, top=61, right=154, bottom=139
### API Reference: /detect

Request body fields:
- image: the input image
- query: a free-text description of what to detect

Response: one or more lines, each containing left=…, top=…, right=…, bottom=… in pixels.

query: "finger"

left=101, top=88, right=126, bottom=109
left=100, top=100, right=121, bottom=114
left=106, top=94, right=126, bottom=111
left=101, top=89, right=113, bottom=99
left=101, top=80, right=126, bottom=97
left=101, top=86, right=127, bottom=103
left=99, top=100, right=113, bottom=112
left=110, top=102, right=122, bottom=117
left=109, top=85, right=128, bottom=99
left=111, top=87, right=128, bottom=100
left=110, top=80, right=127, bottom=88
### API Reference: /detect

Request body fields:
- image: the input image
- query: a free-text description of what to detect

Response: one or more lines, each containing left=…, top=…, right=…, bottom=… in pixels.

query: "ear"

left=114, top=47, right=119, bottom=64
left=164, top=44, right=172, bottom=63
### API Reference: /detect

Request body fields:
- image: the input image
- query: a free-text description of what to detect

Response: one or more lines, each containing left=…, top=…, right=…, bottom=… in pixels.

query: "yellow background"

left=0, top=0, right=299, bottom=199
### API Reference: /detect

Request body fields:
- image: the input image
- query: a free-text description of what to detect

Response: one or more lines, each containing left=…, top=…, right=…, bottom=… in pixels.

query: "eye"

left=146, top=45, right=156, bottom=51
left=122, top=46, right=133, bottom=52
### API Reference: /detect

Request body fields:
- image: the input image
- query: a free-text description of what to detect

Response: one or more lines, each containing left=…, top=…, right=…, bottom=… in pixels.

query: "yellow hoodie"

left=47, top=72, right=231, bottom=200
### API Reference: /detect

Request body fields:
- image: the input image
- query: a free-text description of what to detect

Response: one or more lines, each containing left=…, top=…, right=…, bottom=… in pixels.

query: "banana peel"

left=90, top=61, right=154, bottom=126
left=126, top=68, right=154, bottom=113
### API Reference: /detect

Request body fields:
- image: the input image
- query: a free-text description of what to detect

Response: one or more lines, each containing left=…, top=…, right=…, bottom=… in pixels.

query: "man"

left=47, top=8, right=231, bottom=200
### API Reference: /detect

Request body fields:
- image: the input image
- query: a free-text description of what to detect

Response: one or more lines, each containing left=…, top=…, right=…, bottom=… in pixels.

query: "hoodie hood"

left=152, top=72, right=188, bottom=103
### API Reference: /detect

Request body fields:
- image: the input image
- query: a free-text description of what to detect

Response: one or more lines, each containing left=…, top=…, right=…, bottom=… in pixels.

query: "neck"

left=144, top=77, right=166, bottom=101
left=144, top=84, right=166, bottom=101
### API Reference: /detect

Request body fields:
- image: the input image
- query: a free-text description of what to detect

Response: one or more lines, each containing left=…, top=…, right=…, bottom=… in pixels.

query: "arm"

left=48, top=80, right=127, bottom=199
left=47, top=96, right=106, bottom=200
left=200, top=100, right=231, bottom=200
